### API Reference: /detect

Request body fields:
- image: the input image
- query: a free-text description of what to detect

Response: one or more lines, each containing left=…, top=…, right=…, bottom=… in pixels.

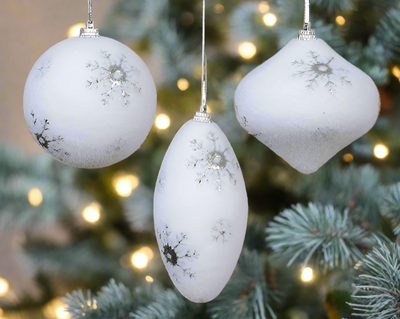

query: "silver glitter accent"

left=29, top=111, right=70, bottom=162
left=240, top=115, right=261, bottom=137
left=211, top=220, right=232, bottom=243
left=186, top=131, right=239, bottom=192
left=86, top=51, right=141, bottom=106
left=292, top=51, right=351, bottom=95
left=157, top=225, right=198, bottom=282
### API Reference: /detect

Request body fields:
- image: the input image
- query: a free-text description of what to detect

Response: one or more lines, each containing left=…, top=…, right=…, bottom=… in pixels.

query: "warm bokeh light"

left=145, top=275, right=154, bottom=283
left=0, top=278, right=9, bottom=297
left=238, top=42, right=257, bottom=60
left=155, top=114, right=171, bottom=130
left=263, top=13, right=277, bottom=27
left=374, top=144, right=389, bottom=159
left=301, top=267, right=314, bottom=282
left=28, top=188, right=43, bottom=207
left=392, top=66, right=400, bottom=78
left=335, top=15, right=346, bottom=26
left=131, top=251, right=149, bottom=269
left=343, top=153, right=354, bottom=163
left=258, top=1, right=270, bottom=13
left=67, top=23, right=86, bottom=38
left=213, top=4, right=225, bottom=14
left=56, top=306, right=70, bottom=319
left=139, top=247, right=154, bottom=260
left=82, top=203, right=101, bottom=224
left=177, top=78, right=190, bottom=91
left=113, top=174, right=140, bottom=197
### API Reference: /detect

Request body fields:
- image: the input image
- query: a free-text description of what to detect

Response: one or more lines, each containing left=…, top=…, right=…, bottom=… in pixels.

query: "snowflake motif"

left=157, top=175, right=167, bottom=191
left=211, top=220, right=232, bottom=243
left=30, top=111, right=70, bottom=161
left=86, top=50, right=141, bottom=106
left=157, top=225, right=198, bottom=282
left=292, top=50, right=351, bottom=95
left=240, top=115, right=261, bottom=137
left=186, top=132, right=240, bottom=192
left=36, top=60, right=51, bottom=79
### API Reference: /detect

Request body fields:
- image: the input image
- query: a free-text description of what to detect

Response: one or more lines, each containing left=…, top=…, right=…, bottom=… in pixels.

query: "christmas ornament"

left=234, top=0, right=380, bottom=174
left=154, top=1, right=248, bottom=303
left=23, top=0, right=156, bottom=169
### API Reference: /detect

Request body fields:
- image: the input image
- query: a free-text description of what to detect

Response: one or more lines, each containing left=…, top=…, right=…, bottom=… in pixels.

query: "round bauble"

left=24, top=36, right=157, bottom=169
left=154, top=120, right=248, bottom=303
left=235, top=38, right=380, bottom=174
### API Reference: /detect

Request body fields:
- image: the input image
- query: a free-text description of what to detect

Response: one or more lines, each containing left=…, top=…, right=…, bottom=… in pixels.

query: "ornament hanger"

left=298, top=0, right=317, bottom=41
left=80, top=0, right=100, bottom=38
left=194, top=0, right=212, bottom=123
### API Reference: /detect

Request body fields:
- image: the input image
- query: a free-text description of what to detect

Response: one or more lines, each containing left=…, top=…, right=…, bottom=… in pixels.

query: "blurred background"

left=1, top=0, right=400, bottom=318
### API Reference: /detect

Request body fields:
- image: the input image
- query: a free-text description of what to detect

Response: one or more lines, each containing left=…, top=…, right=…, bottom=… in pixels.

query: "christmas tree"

left=1, top=0, right=400, bottom=318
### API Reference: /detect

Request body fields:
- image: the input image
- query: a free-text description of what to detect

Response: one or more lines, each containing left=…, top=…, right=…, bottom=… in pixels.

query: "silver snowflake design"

left=186, top=131, right=240, bottom=192
left=292, top=50, right=351, bottom=95
left=36, top=60, right=51, bottom=79
left=29, top=111, right=70, bottom=161
left=211, top=219, right=232, bottom=243
left=157, top=175, right=167, bottom=191
left=86, top=50, right=141, bottom=106
left=240, top=115, right=261, bottom=137
left=157, top=225, right=198, bottom=282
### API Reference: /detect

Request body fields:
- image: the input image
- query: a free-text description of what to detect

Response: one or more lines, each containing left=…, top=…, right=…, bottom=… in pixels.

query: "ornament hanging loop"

left=298, top=0, right=317, bottom=41
left=194, top=0, right=212, bottom=123
left=80, top=0, right=100, bottom=38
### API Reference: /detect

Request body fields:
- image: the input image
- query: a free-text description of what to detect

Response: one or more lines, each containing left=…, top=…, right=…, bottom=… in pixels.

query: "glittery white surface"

left=154, top=120, right=248, bottom=303
left=235, top=39, right=380, bottom=174
left=24, top=37, right=157, bottom=169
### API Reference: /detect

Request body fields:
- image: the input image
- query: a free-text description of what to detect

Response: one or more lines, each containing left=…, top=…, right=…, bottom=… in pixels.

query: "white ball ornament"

left=235, top=17, right=380, bottom=174
left=23, top=21, right=156, bottom=168
left=154, top=118, right=248, bottom=303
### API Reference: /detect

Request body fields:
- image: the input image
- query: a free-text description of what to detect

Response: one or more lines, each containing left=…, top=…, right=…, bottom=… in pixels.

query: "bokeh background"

left=1, top=0, right=400, bottom=318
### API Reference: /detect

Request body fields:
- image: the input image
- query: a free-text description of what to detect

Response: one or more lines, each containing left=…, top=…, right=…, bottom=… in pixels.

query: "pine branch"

left=379, top=183, right=400, bottom=235
left=376, top=6, right=400, bottom=59
left=314, top=0, right=355, bottom=13
left=266, top=203, right=375, bottom=271
left=349, top=241, right=400, bottom=319
left=208, top=249, right=277, bottom=319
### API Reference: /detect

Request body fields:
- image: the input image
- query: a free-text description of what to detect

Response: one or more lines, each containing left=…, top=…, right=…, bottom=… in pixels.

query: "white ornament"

left=24, top=36, right=157, bottom=168
left=154, top=120, right=248, bottom=303
left=235, top=38, right=380, bottom=174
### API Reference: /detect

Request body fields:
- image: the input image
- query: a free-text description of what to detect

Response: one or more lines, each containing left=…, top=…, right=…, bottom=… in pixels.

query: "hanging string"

left=304, top=0, right=310, bottom=30
left=200, top=0, right=208, bottom=113
left=88, top=0, right=93, bottom=24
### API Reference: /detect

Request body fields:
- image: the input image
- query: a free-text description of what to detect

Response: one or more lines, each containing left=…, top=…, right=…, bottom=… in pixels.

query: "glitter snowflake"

left=211, top=219, right=232, bottom=243
left=36, top=60, right=51, bottom=79
left=292, top=50, right=351, bottom=95
left=186, top=131, right=240, bottom=191
left=157, top=225, right=198, bottom=282
left=29, top=111, right=70, bottom=161
left=86, top=50, right=141, bottom=106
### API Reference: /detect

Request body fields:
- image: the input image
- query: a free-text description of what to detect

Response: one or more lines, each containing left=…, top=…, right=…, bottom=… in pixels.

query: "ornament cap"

left=80, top=21, right=100, bottom=38
left=298, top=28, right=317, bottom=41
left=193, top=112, right=212, bottom=123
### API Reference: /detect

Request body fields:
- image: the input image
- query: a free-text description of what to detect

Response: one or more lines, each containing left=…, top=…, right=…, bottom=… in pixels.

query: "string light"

left=374, top=144, right=389, bottom=159
left=354, top=260, right=363, bottom=270
left=113, top=174, right=139, bottom=197
left=82, top=203, right=101, bottom=224
left=28, top=188, right=43, bottom=206
left=392, top=66, right=400, bottom=78
left=335, top=16, right=346, bottom=26
left=343, top=153, right=354, bottom=162
left=238, top=42, right=257, bottom=60
left=155, top=114, right=171, bottom=130
left=67, top=23, right=86, bottom=38
left=145, top=275, right=154, bottom=283
left=263, top=13, right=277, bottom=27
left=131, top=247, right=154, bottom=269
left=300, top=267, right=314, bottom=282
left=177, top=78, right=190, bottom=91
left=213, top=4, right=225, bottom=14
left=258, top=1, right=270, bottom=13
left=0, top=278, right=9, bottom=297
